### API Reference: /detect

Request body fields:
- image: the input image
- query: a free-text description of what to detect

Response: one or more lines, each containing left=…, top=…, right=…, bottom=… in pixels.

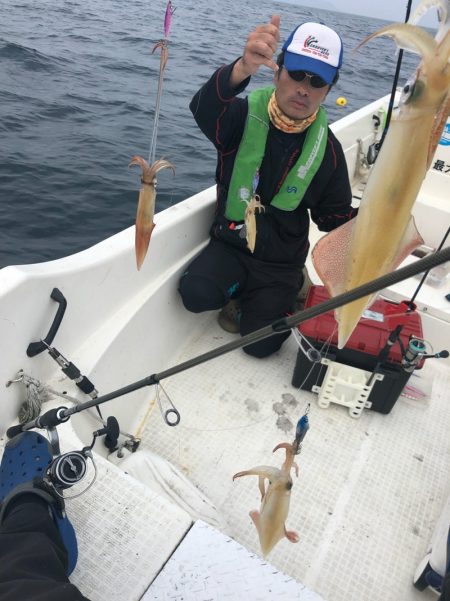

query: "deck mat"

left=141, top=311, right=450, bottom=601
left=0, top=427, right=193, bottom=601
left=1, top=310, right=448, bottom=601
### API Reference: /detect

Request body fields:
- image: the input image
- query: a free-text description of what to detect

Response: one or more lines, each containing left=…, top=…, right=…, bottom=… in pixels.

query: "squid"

left=233, top=441, right=300, bottom=557
left=129, top=157, right=175, bottom=270
left=243, top=194, right=265, bottom=253
left=411, top=0, right=450, bottom=167
left=129, top=1, right=176, bottom=271
left=312, top=0, right=450, bottom=348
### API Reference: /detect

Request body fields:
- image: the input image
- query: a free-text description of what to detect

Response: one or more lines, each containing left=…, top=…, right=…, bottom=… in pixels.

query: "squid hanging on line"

left=242, top=170, right=265, bottom=253
left=130, top=0, right=176, bottom=271
left=129, top=156, right=175, bottom=271
left=233, top=412, right=309, bottom=557
left=312, top=0, right=450, bottom=348
left=243, top=194, right=265, bottom=253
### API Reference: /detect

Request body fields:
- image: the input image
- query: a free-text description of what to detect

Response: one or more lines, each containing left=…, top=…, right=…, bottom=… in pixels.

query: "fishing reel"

left=48, top=450, right=90, bottom=490
left=402, top=336, right=449, bottom=373
left=46, top=416, right=120, bottom=495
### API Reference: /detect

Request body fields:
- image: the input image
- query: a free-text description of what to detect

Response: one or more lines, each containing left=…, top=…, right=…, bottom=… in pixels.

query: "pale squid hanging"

left=312, top=0, right=450, bottom=348
left=233, top=412, right=309, bottom=557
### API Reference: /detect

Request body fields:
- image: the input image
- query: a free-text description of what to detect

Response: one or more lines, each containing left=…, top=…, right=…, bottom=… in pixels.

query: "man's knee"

left=242, top=332, right=290, bottom=358
left=178, top=274, right=224, bottom=313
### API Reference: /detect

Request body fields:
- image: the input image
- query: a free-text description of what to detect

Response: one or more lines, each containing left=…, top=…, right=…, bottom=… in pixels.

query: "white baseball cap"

left=282, top=22, right=343, bottom=85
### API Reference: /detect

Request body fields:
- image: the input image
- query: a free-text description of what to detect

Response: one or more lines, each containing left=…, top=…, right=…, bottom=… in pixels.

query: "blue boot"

left=0, top=431, right=78, bottom=575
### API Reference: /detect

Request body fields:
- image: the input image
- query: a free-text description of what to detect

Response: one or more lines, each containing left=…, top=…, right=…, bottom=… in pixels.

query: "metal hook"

left=6, top=370, right=24, bottom=387
left=156, top=383, right=181, bottom=427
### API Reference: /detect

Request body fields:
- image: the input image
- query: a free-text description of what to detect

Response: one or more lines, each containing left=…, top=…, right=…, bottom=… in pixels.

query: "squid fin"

left=312, top=216, right=424, bottom=348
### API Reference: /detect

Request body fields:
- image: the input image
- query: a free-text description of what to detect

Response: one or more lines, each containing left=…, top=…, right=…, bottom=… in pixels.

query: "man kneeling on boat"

left=179, top=15, right=357, bottom=358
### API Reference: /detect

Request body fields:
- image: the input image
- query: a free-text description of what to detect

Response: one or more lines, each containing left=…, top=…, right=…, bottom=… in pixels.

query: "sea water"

left=0, top=0, right=420, bottom=266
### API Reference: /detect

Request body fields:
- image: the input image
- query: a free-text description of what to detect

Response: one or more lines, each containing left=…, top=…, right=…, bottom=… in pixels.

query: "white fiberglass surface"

left=140, top=311, right=449, bottom=601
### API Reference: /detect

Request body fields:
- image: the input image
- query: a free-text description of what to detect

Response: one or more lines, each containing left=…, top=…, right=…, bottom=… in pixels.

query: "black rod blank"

left=60, top=245, right=450, bottom=419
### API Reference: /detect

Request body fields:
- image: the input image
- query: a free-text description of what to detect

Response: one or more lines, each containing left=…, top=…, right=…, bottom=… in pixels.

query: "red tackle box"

left=291, top=286, right=424, bottom=414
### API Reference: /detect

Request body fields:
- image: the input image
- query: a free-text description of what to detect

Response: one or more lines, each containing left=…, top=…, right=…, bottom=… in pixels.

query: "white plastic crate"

left=312, top=359, right=383, bottom=418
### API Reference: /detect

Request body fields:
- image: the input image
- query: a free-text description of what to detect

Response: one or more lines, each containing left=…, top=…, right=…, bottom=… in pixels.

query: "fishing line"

left=134, top=393, right=159, bottom=440
left=292, top=326, right=336, bottom=390
left=177, top=414, right=274, bottom=433
left=147, top=1, right=175, bottom=165
left=312, top=326, right=338, bottom=389
left=292, top=313, right=339, bottom=386
left=152, top=373, right=305, bottom=434
left=409, top=226, right=450, bottom=305
left=148, top=44, right=166, bottom=166
left=376, top=0, right=413, bottom=156
left=7, top=245, right=450, bottom=439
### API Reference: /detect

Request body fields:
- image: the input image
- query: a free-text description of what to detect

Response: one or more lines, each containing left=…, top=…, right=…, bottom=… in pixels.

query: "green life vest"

left=225, top=86, right=328, bottom=221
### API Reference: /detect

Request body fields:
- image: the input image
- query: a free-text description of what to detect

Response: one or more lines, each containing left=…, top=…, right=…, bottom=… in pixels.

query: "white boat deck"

left=3, top=303, right=448, bottom=601
left=144, top=520, right=324, bottom=601
left=137, top=310, right=450, bottom=601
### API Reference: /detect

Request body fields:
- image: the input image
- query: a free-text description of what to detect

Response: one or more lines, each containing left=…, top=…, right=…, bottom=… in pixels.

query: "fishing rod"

left=410, top=226, right=450, bottom=304
left=368, top=0, right=413, bottom=163
left=366, top=227, right=450, bottom=384
left=7, top=245, right=450, bottom=438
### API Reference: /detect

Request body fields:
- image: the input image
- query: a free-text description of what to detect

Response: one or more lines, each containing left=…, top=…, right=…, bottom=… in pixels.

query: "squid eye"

left=402, top=82, right=415, bottom=103
left=286, top=481, right=293, bottom=491
left=401, top=79, right=424, bottom=105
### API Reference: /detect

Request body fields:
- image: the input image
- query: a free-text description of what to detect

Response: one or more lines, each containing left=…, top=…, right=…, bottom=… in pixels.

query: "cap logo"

left=303, top=35, right=330, bottom=61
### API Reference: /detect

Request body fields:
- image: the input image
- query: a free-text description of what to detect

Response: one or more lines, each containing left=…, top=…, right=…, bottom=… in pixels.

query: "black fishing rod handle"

left=26, top=288, right=67, bottom=357
left=6, top=406, right=70, bottom=439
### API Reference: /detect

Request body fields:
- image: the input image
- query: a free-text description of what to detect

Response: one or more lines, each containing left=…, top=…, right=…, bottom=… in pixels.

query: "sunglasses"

left=285, top=69, right=328, bottom=89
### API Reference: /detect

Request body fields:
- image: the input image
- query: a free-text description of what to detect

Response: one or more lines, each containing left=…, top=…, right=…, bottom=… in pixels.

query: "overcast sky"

left=326, top=0, right=439, bottom=25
